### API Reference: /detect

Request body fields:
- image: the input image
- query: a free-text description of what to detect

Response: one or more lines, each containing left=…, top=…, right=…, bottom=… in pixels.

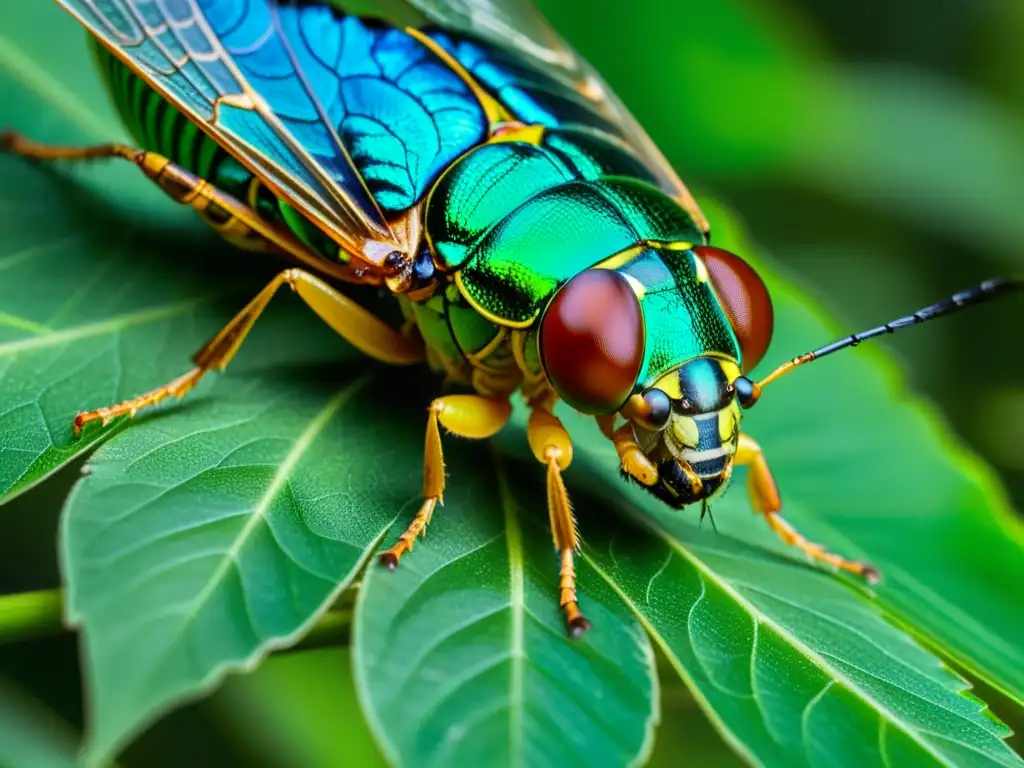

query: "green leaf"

left=4, top=5, right=1024, bottom=768
left=581, top=497, right=1018, bottom=767
left=0, top=678, right=81, bottom=768
left=0, top=192, right=236, bottom=503
left=354, top=454, right=657, bottom=768
left=0, top=3, right=243, bottom=503
left=60, top=367, right=415, bottom=762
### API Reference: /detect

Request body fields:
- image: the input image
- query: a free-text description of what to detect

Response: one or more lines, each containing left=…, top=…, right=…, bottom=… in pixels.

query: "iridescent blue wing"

left=409, top=0, right=709, bottom=235
left=272, top=7, right=487, bottom=215
left=57, top=0, right=489, bottom=260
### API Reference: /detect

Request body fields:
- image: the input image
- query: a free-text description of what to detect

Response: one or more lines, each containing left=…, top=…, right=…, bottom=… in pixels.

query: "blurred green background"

left=1, top=0, right=1021, bottom=765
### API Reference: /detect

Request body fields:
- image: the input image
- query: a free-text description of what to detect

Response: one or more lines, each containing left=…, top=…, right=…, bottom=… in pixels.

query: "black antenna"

left=749, top=277, right=1022, bottom=399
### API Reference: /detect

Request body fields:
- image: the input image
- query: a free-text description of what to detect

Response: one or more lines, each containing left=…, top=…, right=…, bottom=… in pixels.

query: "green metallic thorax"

left=94, top=34, right=740, bottom=398
left=415, top=127, right=741, bottom=393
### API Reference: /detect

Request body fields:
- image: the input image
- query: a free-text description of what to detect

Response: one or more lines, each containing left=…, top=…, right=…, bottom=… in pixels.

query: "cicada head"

left=538, top=244, right=775, bottom=511
left=623, top=244, right=776, bottom=507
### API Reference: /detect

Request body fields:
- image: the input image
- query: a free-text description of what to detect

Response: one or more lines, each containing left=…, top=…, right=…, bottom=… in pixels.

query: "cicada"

left=5, top=0, right=1019, bottom=635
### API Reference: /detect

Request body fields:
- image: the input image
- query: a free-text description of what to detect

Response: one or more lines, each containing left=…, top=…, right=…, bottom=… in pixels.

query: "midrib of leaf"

left=583, top=555, right=761, bottom=768
left=496, top=455, right=526, bottom=765
left=0, top=297, right=215, bottom=357
left=179, top=378, right=365, bottom=623
left=73, top=374, right=373, bottom=706
left=603, top=516, right=996, bottom=768
left=0, top=31, right=110, bottom=140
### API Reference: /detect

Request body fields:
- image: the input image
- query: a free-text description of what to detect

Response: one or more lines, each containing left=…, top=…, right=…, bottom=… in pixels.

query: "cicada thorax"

left=88, top=6, right=745, bottom=407
left=415, top=123, right=742, bottom=398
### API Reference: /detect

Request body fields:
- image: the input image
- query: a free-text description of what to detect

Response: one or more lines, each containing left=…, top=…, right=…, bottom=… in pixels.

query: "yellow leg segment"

left=0, top=134, right=140, bottom=162
left=611, top=423, right=659, bottom=487
left=737, top=434, right=879, bottom=583
left=74, top=269, right=424, bottom=434
left=529, top=407, right=590, bottom=637
left=1, top=131, right=379, bottom=283
left=595, top=415, right=659, bottom=487
left=380, top=395, right=512, bottom=569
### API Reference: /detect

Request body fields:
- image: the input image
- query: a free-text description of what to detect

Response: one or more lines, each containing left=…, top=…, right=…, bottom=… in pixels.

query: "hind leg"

left=74, top=269, right=424, bottom=433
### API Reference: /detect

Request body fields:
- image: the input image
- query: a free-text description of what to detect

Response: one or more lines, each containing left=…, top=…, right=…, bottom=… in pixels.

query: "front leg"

left=609, top=421, right=659, bottom=487
left=737, top=434, right=879, bottom=582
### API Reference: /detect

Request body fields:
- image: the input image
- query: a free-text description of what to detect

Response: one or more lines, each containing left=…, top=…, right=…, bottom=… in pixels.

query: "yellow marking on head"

left=672, top=415, right=699, bottom=448
left=719, top=401, right=741, bottom=443
left=652, top=369, right=683, bottom=400
left=718, top=359, right=741, bottom=383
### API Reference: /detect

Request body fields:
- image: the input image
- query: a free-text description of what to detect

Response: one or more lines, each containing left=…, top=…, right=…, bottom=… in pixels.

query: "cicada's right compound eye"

left=539, top=269, right=645, bottom=415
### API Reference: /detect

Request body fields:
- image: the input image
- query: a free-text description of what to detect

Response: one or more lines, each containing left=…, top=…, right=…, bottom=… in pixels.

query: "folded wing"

left=60, top=0, right=489, bottom=259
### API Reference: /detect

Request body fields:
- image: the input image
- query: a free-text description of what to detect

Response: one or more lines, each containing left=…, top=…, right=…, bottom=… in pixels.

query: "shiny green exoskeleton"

left=6, top=0, right=1018, bottom=635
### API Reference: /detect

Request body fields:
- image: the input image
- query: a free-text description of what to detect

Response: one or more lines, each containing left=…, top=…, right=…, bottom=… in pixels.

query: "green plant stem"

left=0, top=589, right=64, bottom=644
left=0, top=589, right=352, bottom=650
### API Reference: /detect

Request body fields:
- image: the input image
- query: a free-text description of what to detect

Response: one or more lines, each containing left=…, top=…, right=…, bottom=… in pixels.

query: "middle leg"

left=528, top=406, right=590, bottom=636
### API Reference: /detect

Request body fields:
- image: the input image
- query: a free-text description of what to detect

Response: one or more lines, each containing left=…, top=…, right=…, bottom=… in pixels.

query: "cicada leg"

left=73, top=268, right=425, bottom=433
left=594, top=415, right=660, bottom=487
left=0, top=131, right=375, bottom=284
left=528, top=406, right=590, bottom=637
left=737, top=434, right=880, bottom=583
left=379, top=395, right=512, bottom=567
left=0, top=133, right=141, bottom=162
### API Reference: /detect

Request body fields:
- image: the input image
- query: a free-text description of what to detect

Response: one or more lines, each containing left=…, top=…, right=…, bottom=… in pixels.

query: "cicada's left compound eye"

left=539, top=269, right=645, bottom=414
left=694, top=245, right=774, bottom=372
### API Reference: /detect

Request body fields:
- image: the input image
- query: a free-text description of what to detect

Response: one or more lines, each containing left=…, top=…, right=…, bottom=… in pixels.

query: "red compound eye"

left=539, top=269, right=645, bottom=414
left=694, top=245, right=774, bottom=372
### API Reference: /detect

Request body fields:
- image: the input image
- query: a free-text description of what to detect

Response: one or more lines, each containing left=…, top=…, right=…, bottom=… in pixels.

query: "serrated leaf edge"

left=61, top=374, right=383, bottom=765
left=586, top=510, right=1021, bottom=768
